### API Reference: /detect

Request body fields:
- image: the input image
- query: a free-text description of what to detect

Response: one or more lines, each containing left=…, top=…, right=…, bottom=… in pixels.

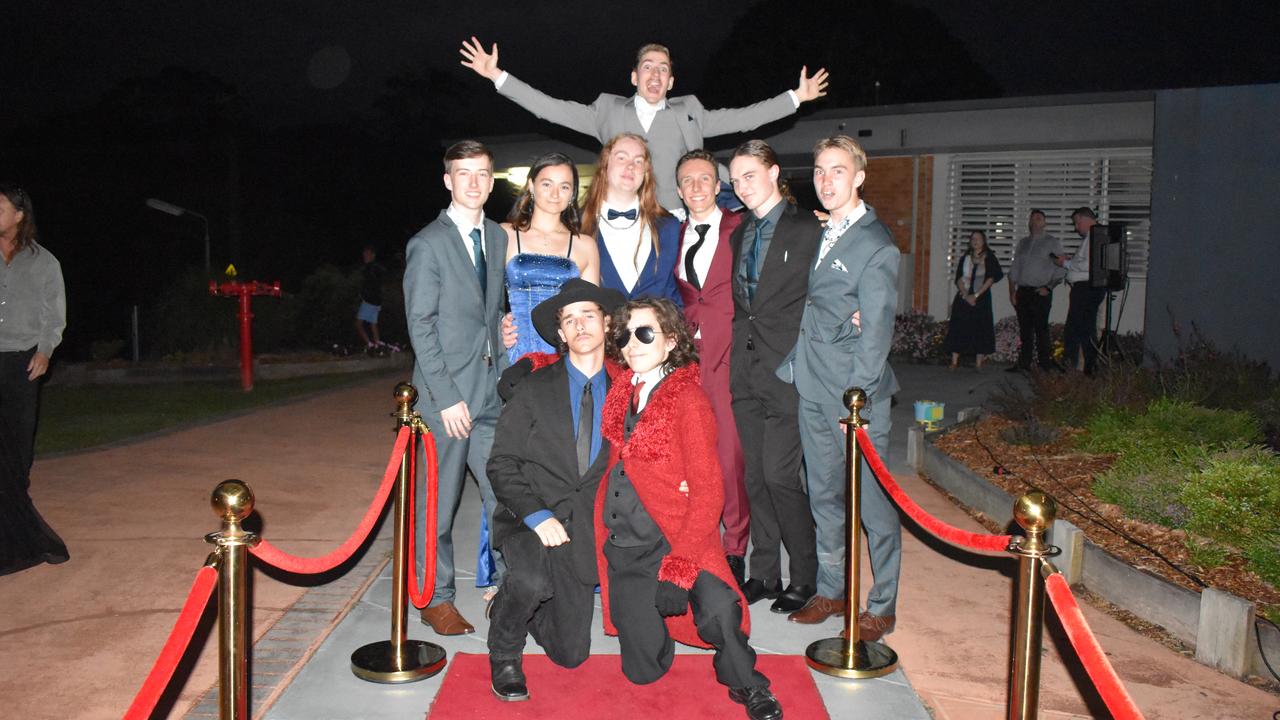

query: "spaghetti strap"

left=515, top=229, right=522, bottom=254
left=567, top=233, right=575, bottom=257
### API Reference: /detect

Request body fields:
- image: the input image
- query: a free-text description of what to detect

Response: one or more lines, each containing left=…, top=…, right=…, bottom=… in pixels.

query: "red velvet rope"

left=250, top=427, right=410, bottom=574
left=123, top=565, right=218, bottom=720
left=405, top=430, right=439, bottom=609
left=855, top=427, right=1012, bottom=553
left=1044, top=573, right=1146, bottom=719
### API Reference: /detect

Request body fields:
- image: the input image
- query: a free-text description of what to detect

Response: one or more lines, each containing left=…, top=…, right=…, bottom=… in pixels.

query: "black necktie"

left=607, top=208, right=638, bottom=221
left=685, top=224, right=711, bottom=290
left=577, top=383, right=594, bottom=473
left=470, top=228, right=486, bottom=295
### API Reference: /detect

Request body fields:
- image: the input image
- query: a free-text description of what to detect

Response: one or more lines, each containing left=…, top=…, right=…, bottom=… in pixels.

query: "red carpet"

left=428, top=653, right=829, bottom=719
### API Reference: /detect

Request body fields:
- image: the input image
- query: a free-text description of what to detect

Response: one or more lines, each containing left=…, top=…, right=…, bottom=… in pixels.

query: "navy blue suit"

left=597, top=216, right=684, bottom=307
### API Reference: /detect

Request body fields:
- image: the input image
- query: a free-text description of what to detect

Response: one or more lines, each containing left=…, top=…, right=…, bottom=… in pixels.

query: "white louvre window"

left=944, top=148, right=1152, bottom=279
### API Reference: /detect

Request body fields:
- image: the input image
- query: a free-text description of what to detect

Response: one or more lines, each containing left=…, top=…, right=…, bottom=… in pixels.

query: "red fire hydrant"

left=209, top=279, right=282, bottom=391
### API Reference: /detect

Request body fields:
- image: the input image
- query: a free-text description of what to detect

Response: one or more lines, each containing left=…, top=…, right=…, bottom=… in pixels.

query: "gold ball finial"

left=394, top=382, right=418, bottom=407
left=843, top=387, right=867, bottom=414
left=211, top=479, right=255, bottom=522
left=1013, top=491, right=1056, bottom=533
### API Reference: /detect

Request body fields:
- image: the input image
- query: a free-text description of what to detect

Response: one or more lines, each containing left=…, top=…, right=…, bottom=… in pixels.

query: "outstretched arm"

left=459, top=36, right=600, bottom=138
left=697, top=65, right=830, bottom=137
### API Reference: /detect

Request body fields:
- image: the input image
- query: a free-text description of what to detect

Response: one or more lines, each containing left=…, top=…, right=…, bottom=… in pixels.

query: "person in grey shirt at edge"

left=0, top=184, right=65, bottom=479
left=458, top=37, right=830, bottom=213
left=1006, top=209, right=1065, bottom=372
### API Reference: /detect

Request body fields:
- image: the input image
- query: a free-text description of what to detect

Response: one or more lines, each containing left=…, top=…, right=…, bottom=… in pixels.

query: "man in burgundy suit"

left=673, top=149, right=748, bottom=585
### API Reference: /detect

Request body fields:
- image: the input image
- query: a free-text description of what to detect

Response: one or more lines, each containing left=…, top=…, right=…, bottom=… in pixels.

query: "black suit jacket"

left=729, top=201, right=821, bottom=387
left=487, top=358, right=611, bottom=585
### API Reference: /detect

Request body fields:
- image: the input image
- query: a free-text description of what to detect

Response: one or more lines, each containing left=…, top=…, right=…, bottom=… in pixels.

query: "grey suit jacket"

left=784, top=205, right=901, bottom=406
left=498, top=74, right=796, bottom=210
left=403, top=209, right=509, bottom=416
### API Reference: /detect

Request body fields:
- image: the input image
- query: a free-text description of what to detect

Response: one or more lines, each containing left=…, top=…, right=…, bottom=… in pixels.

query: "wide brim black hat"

left=531, top=278, right=627, bottom=348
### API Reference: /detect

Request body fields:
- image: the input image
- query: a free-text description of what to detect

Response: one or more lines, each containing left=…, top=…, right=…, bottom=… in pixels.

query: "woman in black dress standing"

left=944, top=230, right=1004, bottom=370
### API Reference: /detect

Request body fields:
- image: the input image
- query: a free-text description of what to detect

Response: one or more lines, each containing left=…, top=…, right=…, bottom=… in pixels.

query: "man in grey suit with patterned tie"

left=783, top=136, right=902, bottom=644
left=404, top=140, right=510, bottom=636
left=459, top=37, right=829, bottom=212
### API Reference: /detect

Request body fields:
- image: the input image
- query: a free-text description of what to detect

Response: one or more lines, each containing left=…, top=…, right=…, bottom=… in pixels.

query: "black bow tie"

left=607, top=208, right=638, bottom=221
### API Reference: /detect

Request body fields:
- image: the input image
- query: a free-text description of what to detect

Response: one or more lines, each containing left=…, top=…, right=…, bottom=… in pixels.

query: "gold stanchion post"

left=1007, top=492, right=1060, bottom=720
left=351, top=382, right=446, bottom=683
left=806, top=388, right=899, bottom=678
left=206, top=480, right=260, bottom=720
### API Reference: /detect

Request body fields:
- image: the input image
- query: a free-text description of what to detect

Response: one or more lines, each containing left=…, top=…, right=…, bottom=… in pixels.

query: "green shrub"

left=1080, top=397, right=1261, bottom=455
left=1181, top=445, right=1280, bottom=586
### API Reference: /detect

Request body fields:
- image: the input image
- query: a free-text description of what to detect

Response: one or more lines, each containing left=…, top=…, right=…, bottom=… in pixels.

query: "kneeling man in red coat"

left=596, top=297, right=783, bottom=720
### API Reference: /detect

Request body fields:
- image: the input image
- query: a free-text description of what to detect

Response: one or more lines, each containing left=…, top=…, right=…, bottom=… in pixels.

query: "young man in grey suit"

left=459, top=37, right=829, bottom=212
left=404, top=140, right=510, bottom=636
left=784, top=135, right=902, bottom=643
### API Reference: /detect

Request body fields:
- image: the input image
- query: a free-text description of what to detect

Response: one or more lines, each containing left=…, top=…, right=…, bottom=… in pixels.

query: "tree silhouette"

left=700, top=0, right=998, bottom=109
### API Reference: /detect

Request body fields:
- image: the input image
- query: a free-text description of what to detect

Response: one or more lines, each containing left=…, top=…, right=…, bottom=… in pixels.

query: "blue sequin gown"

left=504, top=233, right=581, bottom=365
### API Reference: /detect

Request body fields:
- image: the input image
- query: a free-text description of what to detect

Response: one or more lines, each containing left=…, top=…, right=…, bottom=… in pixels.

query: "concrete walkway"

left=1, top=367, right=1275, bottom=719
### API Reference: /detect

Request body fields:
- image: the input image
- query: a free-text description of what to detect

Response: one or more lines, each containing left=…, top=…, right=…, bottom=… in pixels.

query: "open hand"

left=460, top=36, right=502, bottom=81
left=795, top=66, right=830, bottom=103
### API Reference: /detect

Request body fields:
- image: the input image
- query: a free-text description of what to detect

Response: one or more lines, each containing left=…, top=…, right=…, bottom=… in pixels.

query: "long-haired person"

left=943, top=229, right=1004, bottom=369
left=0, top=184, right=69, bottom=575
left=580, top=133, right=682, bottom=306
left=502, top=152, right=600, bottom=363
left=594, top=297, right=782, bottom=720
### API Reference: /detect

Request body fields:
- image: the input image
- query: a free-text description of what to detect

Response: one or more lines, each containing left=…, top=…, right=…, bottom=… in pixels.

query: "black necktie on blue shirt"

left=577, top=384, right=593, bottom=473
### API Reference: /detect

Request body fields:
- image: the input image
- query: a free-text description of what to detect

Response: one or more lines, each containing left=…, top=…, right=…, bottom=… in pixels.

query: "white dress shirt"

left=1065, top=232, right=1091, bottom=283
left=446, top=203, right=485, bottom=268
left=678, top=207, right=723, bottom=287
left=599, top=200, right=651, bottom=292
left=816, top=201, right=868, bottom=267
left=631, top=364, right=670, bottom=413
left=634, top=96, right=666, bottom=133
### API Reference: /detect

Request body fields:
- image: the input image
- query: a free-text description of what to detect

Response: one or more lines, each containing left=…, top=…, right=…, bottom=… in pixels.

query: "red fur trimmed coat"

left=593, top=363, right=751, bottom=648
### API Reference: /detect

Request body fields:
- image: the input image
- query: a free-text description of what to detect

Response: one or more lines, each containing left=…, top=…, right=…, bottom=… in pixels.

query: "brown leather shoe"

left=420, top=601, right=475, bottom=635
left=846, top=611, right=895, bottom=641
left=787, top=594, right=845, bottom=624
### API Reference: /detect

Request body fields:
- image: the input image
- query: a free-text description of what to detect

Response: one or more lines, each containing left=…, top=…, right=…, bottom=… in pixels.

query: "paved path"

left=1, top=367, right=1275, bottom=719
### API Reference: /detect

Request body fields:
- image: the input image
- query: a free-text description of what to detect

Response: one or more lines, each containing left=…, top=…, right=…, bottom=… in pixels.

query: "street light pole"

left=146, top=198, right=212, bottom=276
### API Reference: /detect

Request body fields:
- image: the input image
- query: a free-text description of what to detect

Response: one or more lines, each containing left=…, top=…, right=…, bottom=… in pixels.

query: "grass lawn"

left=36, top=371, right=395, bottom=456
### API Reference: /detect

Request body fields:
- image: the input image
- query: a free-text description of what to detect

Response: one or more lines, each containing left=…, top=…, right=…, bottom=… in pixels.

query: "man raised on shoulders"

left=460, top=37, right=829, bottom=212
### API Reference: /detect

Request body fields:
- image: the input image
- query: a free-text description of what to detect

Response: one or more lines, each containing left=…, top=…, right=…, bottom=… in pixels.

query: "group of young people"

left=402, top=40, right=902, bottom=720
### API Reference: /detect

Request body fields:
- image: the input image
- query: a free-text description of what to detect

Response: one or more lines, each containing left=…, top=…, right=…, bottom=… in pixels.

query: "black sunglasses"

left=617, top=325, right=663, bottom=347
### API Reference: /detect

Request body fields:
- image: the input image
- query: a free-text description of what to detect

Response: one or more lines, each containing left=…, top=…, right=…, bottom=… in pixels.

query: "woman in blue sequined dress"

left=501, top=152, right=600, bottom=364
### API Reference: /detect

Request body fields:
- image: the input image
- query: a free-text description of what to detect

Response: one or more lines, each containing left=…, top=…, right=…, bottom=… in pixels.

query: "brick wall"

left=862, top=156, right=933, bottom=311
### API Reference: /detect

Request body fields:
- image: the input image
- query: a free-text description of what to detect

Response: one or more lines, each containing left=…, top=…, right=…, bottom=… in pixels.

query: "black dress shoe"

left=726, top=554, right=746, bottom=587
left=490, top=658, right=529, bottom=702
left=739, top=578, right=783, bottom=604
left=728, top=685, right=783, bottom=720
left=769, top=583, right=816, bottom=614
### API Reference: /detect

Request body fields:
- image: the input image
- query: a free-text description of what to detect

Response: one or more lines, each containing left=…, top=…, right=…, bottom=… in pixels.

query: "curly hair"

left=611, top=297, right=698, bottom=369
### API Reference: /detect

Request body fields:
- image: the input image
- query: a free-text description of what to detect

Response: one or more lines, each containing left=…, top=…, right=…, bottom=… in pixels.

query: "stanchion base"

left=805, top=637, right=898, bottom=679
left=351, top=640, right=447, bottom=683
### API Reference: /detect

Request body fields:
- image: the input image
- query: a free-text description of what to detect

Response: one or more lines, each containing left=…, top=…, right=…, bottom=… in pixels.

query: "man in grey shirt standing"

left=0, top=185, right=65, bottom=478
left=459, top=37, right=830, bottom=212
left=1007, top=209, right=1064, bottom=372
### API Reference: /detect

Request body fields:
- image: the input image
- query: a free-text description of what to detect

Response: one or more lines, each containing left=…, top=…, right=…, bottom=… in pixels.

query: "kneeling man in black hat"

left=485, top=279, right=626, bottom=701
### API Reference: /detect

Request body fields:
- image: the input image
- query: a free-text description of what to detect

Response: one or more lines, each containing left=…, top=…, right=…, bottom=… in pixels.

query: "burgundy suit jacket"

left=674, top=210, right=744, bottom=374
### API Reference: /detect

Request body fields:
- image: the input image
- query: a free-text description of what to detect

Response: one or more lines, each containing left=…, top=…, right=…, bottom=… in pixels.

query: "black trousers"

left=0, top=348, right=40, bottom=485
left=487, top=531, right=595, bottom=666
left=603, top=539, right=768, bottom=689
left=1064, top=282, right=1107, bottom=373
left=1014, top=287, right=1054, bottom=369
left=731, top=350, right=816, bottom=588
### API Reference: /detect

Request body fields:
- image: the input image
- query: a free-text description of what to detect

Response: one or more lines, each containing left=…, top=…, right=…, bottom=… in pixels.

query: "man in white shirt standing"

left=459, top=38, right=829, bottom=212
left=673, top=149, right=748, bottom=584
left=1058, top=206, right=1107, bottom=373
left=404, top=140, right=509, bottom=636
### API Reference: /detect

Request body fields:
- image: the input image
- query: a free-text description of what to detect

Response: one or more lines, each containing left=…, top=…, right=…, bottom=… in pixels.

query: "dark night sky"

left=10, top=0, right=1278, bottom=131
